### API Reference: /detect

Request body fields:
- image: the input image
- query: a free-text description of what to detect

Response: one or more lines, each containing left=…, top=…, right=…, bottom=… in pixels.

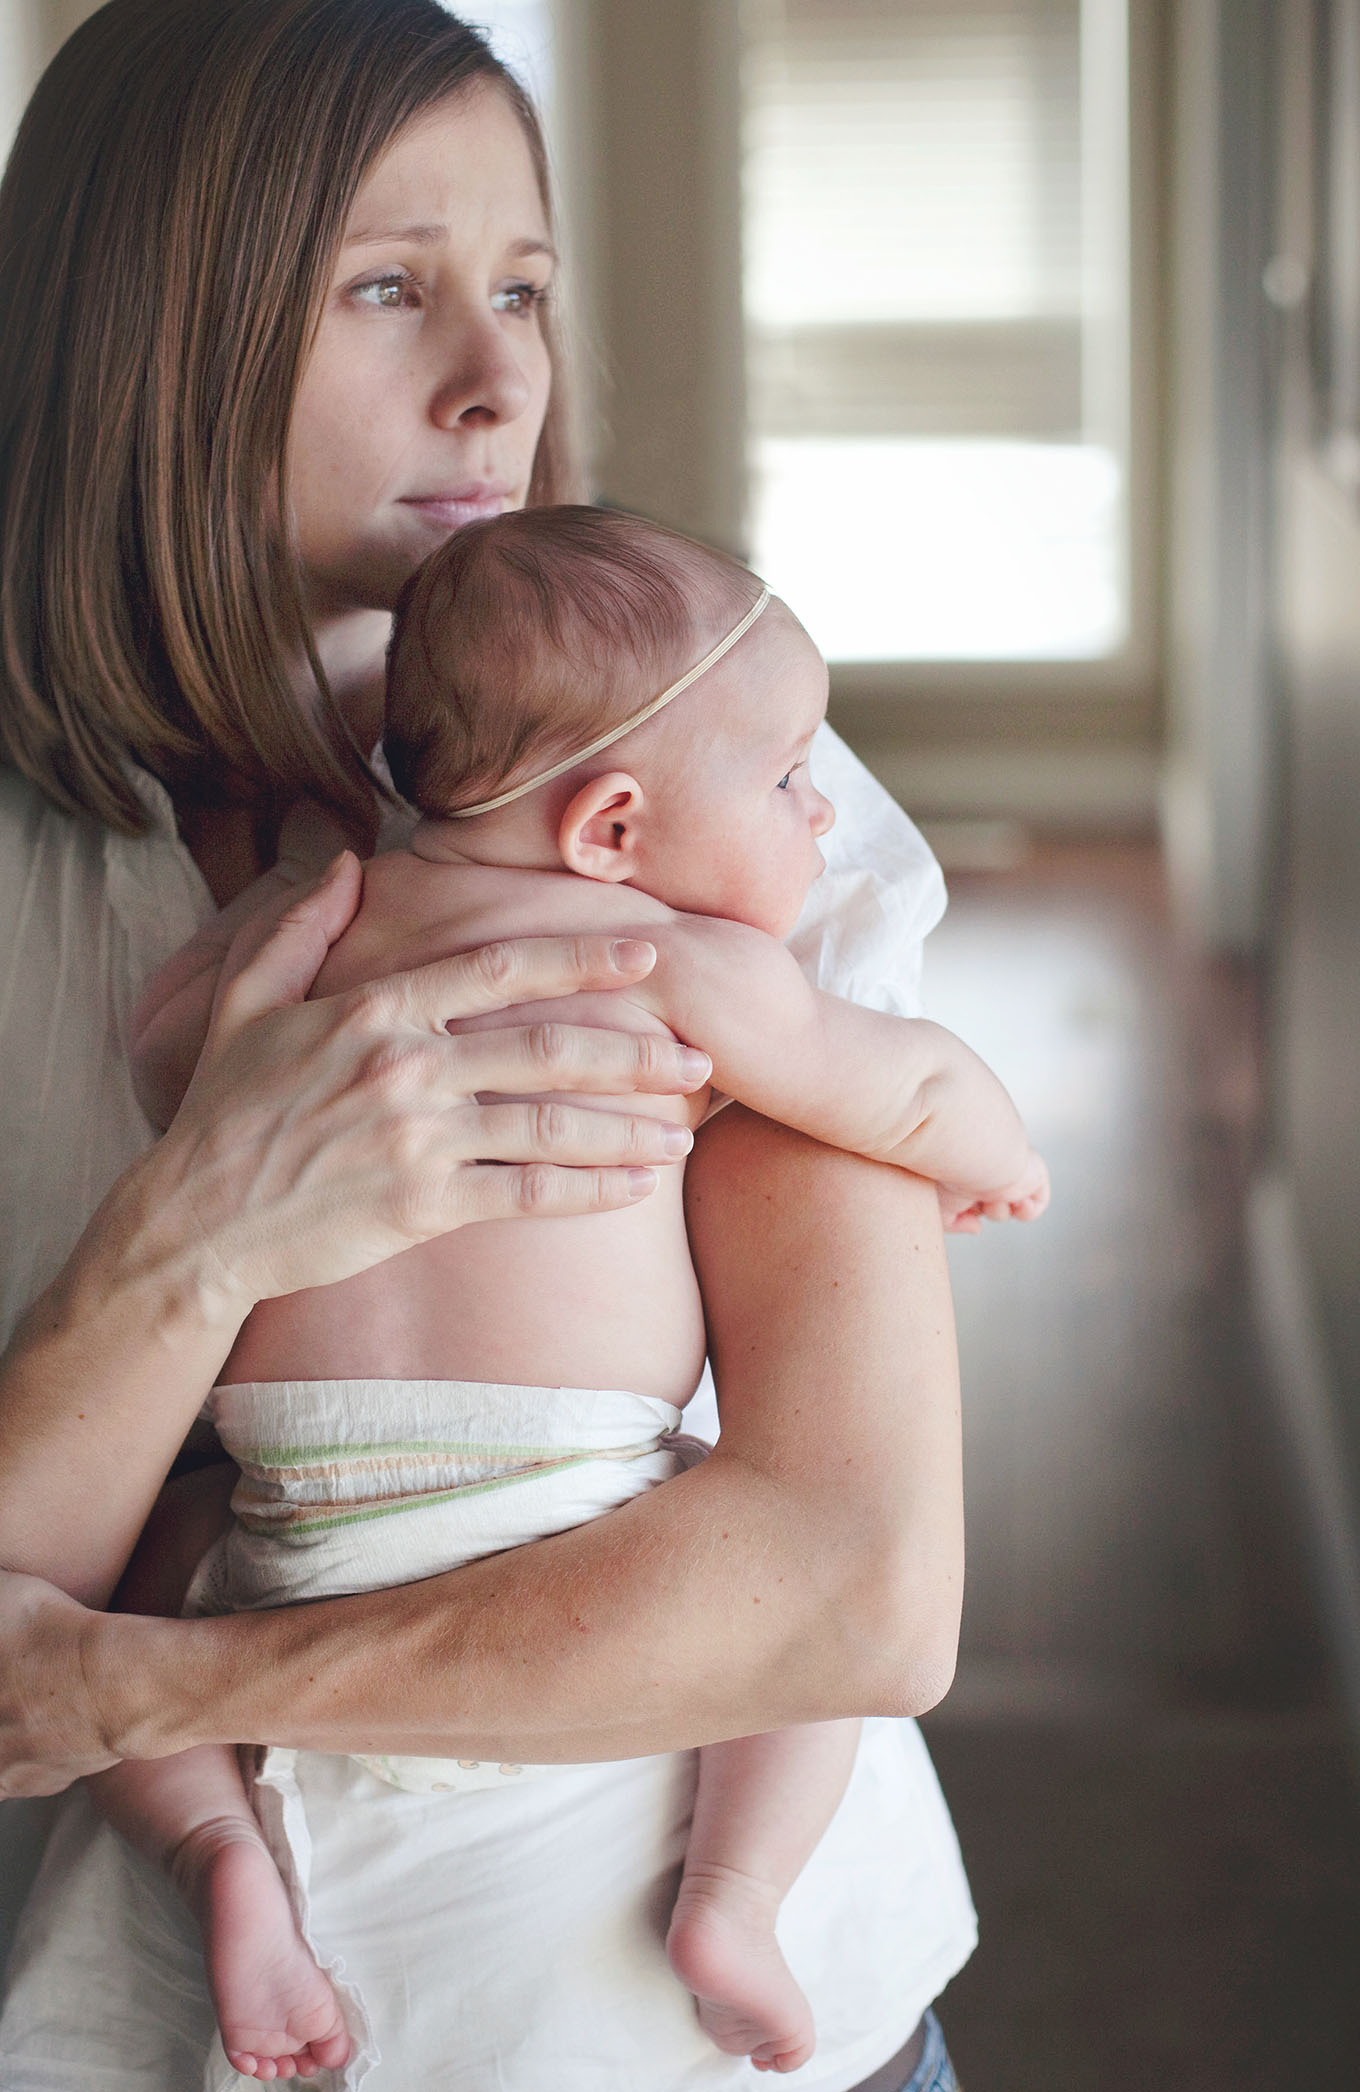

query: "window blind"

left=744, top=0, right=1084, bottom=439
left=741, top=0, right=1129, bottom=663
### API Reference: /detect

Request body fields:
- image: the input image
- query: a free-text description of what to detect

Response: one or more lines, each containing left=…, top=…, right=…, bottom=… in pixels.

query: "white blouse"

left=0, top=730, right=976, bottom=2089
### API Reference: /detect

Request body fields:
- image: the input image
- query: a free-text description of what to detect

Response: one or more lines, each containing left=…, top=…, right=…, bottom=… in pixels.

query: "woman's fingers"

left=447, top=1163, right=662, bottom=1227
left=214, top=852, right=364, bottom=1025
left=148, top=917, right=710, bottom=1308
left=465, top=1100, right=692, bottom=1166
left=372, top=934, right=662, bottom=1030
left=434, top=1021, right=711, bottom=1100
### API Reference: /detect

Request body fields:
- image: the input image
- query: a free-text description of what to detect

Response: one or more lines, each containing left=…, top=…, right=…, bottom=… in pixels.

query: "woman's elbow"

left=837, top=1546, right=963, bottom=1719
left=869, top=1626, right=960, bottom=1719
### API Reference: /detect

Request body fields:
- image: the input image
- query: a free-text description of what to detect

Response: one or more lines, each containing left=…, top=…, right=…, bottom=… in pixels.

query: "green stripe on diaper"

left=239, top=1438, right=597, bottom=1465
left=237, top=1456, right=603, bottom=1537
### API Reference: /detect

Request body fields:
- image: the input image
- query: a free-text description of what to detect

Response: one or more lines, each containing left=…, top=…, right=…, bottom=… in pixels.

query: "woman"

left=0, top=3, right=974, bottom=2087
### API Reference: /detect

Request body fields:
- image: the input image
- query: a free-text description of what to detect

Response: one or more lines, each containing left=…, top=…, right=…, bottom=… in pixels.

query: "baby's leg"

left=667, top=1717, right=861, bottom=2074
left=88, top=1466, right=350, bottom=2082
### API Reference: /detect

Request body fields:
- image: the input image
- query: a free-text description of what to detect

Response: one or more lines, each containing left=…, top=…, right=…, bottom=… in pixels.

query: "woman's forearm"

left=0, top=1158, right=245, bottom=1603
left=85, top=1113, right=964, bottom=1769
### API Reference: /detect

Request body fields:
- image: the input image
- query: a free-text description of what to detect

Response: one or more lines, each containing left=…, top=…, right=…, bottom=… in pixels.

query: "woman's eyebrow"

left=343, top=222, right=557, bottom=264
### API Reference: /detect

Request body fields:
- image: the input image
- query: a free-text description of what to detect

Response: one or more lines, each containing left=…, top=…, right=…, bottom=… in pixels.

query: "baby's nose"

left=810, top=790, right=835, bottom=838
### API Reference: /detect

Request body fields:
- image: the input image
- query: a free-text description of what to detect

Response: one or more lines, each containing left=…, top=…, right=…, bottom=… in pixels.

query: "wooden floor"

left=917, top=841, right=1360, bottom=2089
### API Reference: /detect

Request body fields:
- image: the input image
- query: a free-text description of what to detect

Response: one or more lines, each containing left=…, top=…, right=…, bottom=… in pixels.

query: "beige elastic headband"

left=449, top=585, right=772, bottom=819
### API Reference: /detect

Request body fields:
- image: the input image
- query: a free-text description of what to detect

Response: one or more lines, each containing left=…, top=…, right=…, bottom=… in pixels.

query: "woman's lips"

left=400, top=486, right=512, bottom=531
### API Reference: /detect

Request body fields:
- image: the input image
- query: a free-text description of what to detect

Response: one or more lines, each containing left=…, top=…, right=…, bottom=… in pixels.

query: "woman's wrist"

left=83, top=1608, right=210, bottom=1764
left=51, top=1137, right=257, bottom=1344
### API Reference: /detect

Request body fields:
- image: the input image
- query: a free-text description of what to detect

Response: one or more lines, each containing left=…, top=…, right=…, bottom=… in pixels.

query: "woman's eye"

left=491, top=281, right=549, bottom=317
left=350, top=271, right=420, bottom=311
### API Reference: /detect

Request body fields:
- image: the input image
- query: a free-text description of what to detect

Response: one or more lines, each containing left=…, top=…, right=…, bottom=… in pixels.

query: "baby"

left=95, top=506, right=1048, bottom=2083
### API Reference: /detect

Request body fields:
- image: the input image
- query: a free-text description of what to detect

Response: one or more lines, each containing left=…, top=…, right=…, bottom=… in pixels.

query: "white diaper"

left=188, top=1377, right=705, bottom=1794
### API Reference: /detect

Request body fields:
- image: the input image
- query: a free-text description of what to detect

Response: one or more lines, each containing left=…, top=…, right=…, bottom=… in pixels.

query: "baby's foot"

left=667, top=1863, right=815, bottom=2074
left=172, top=1820, right=352, bottom=2081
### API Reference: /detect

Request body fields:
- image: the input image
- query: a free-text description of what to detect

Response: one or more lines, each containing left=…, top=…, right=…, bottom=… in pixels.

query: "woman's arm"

left=0, top=855, right=709, bottom=1608
left=0, top=1111, right=962, bottom=1790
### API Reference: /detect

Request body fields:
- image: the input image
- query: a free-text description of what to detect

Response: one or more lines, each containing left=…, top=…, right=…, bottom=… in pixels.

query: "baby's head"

left=384, top=506, right=833, bottom=937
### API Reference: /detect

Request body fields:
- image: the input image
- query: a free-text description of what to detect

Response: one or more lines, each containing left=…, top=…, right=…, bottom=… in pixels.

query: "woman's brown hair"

left=0, top=0, right=581, bottom=837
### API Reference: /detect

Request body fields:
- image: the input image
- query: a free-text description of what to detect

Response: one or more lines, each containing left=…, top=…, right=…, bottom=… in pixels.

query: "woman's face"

left=289, top=85, right=555, bottom=615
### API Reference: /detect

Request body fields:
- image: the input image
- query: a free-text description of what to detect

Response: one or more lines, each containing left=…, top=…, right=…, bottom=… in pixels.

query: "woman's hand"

left=0, top=1573, right=120, bottom=1796
left=133, top=851, right=710, bottom=1317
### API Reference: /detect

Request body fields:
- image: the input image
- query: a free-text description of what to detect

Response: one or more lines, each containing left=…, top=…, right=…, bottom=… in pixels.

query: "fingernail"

left=679, top=1049, right=712, bottom=1082
left=627, top=1168, right=658, bottom=1198
left=611, top=939, right=655, bottom=971
left=662, top=1126, right=694, bottom=1157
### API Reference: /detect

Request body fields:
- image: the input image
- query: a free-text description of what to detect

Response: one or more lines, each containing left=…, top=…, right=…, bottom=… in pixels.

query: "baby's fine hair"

left=384, top=505, right=763, bottom=819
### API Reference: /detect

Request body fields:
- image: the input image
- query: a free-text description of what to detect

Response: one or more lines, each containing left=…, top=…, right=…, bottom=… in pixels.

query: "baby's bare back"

left=220, top=852, right=708, bottom=1404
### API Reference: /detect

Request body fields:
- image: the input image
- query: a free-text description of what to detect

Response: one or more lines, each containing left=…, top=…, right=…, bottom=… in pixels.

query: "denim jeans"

left=897, top=2009, right=959, bottom=2092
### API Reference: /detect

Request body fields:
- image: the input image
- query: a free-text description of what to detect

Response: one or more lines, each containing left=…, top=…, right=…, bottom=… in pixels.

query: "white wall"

left=1161, top=0, right=1279, bottom=953
left=0, top=0, right=100, bottom=153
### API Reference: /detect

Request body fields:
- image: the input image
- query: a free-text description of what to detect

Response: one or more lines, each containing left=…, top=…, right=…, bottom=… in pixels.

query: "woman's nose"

left=429, top=316, right=533, bottom=429
left=810, top=788, right=836, bottom=838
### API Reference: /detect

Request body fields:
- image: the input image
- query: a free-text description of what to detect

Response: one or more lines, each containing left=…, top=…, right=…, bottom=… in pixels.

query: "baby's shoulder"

left=314, top=853, right=675, bottom=997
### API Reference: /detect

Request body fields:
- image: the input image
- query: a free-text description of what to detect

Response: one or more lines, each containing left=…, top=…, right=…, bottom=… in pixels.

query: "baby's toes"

left=309, top=2027, right=354, bottom=2071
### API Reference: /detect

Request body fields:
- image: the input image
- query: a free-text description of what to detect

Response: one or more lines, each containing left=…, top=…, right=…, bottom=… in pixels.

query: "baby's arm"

left=642, top=916, right=1048, bottom=1220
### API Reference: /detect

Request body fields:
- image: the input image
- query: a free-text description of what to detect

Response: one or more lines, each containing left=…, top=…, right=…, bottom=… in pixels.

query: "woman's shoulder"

left=0, top=766, right=107, bottom=941
left=0, top=762, right=216, bottom=1045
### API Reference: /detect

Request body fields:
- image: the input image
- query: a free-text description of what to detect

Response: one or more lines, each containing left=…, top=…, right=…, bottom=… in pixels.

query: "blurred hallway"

left=919, top=840, right=1360, bottom=2089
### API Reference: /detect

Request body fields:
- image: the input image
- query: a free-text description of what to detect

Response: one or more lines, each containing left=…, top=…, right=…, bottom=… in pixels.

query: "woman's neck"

left=310, top=606, right=393, bottom=755
left=179, top=608, right=392, bottom=906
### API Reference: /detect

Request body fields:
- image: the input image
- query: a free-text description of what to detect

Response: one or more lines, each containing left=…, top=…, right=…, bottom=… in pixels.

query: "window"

left=742, top=0, right=1132, bottom=663
left=460, top=1, right=557, bottom=121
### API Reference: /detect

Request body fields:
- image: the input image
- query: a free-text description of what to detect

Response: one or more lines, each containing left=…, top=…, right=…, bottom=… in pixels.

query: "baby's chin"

left=734, top=891, right=815, bottom=941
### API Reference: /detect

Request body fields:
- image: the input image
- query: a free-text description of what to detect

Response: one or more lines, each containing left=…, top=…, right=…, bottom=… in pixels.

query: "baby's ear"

left=559, top=772, right=645, bottom=883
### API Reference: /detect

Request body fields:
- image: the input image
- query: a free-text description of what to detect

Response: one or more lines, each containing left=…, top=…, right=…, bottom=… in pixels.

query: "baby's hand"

left=938, top=1149, right=1051, bottom=1235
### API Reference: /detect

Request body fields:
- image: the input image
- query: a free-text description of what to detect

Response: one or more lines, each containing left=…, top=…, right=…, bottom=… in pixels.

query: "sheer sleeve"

left=0, top=769, right=213, bottom=1346
left=787, top=724, right=946, bottom=1019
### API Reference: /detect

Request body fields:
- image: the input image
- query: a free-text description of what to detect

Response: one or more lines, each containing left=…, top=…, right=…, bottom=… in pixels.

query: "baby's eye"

left=776, top=772, right=793, bottom=791
left=350, top=270, right=421, bottom=311
left=491, top=281, right=550, bottom=317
